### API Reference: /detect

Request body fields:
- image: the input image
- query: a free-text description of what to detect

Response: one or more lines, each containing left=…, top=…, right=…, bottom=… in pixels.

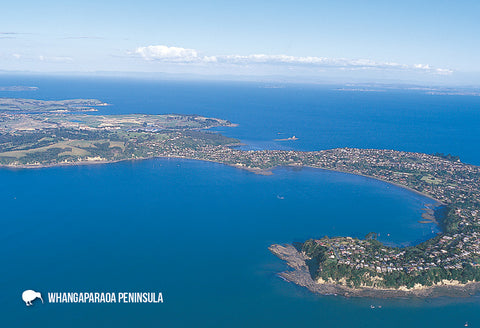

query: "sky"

left=1, top=0, right=480, bottom=85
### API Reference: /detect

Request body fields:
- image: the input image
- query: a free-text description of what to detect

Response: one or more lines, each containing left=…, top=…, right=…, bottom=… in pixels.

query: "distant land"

left=0, top=98, right=108, bottom=113
left=0, top=86, right=38, bottom=91
left=336, top=83, right=480, bottom=96
left=1, top=97, right=480, bottom=297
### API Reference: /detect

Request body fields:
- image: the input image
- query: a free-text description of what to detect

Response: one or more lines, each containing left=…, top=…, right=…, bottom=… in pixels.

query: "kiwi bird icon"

left=22, top=290, right=44, bottom=306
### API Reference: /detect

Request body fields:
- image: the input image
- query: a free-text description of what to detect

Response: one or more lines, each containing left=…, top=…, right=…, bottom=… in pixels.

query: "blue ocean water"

left=1, top=76, right=480, bottom=327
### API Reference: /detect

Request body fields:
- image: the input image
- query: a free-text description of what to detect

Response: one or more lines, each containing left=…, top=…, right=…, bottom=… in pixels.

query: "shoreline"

left=296, top=164, right=446, bottom=206
left=0, top=155, right=447, bottom=203
left=0, top=154, right=275, bottom=175
left=269, top=244, right=480, bottom=298
left=0, top=153, right=448, bottom=233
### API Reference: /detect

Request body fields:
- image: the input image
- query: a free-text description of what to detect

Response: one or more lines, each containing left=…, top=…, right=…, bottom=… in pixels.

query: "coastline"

left=0, top=154, right=447, bottom=203
left=269, top=244, right=480, bottom=298
left=0, top=154, right=275, bottom=175
left=297, top=164, right=446, bottom=206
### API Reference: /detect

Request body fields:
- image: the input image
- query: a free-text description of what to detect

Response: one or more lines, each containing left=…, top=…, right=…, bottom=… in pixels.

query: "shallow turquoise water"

left=1, top=77, right=479, bottom=327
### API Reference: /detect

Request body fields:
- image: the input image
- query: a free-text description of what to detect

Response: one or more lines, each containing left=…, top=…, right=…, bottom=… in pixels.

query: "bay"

left=1, top=76, right=479, bottom=327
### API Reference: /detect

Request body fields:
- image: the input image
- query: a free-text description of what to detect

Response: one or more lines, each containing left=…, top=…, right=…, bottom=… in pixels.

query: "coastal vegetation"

left=301, top=235, right=480, bottom=290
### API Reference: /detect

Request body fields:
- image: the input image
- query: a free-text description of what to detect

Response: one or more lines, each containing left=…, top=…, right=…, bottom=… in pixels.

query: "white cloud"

left=134, top=45, right=201, bottom=62
left=132, top=45, right=453, bottom=75
left=414, top=63, right=431, bottom=70
left=7, top=53, right=75, bottom=63
left=219, top=54, right=330, bottom=65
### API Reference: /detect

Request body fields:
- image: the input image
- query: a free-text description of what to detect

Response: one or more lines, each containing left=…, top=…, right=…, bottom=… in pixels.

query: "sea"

left=1, top=75, right=479, bottom=327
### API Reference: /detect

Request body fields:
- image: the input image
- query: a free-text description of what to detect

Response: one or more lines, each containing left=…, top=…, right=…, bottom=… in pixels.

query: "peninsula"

left=1, top=97, right=480, bottom=297
left=0, top=97, right=108, bottom=113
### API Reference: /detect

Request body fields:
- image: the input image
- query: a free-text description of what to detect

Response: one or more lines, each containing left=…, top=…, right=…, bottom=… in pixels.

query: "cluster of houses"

left=312, top=232, right=480, bottom=276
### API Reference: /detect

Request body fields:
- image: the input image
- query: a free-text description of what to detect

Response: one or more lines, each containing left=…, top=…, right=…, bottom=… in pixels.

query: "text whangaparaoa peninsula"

left=47, top=292, right=163, bottom=304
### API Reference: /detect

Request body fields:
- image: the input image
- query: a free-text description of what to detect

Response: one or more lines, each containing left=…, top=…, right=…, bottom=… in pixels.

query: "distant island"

left=1, top=97, right=480, bottom=297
